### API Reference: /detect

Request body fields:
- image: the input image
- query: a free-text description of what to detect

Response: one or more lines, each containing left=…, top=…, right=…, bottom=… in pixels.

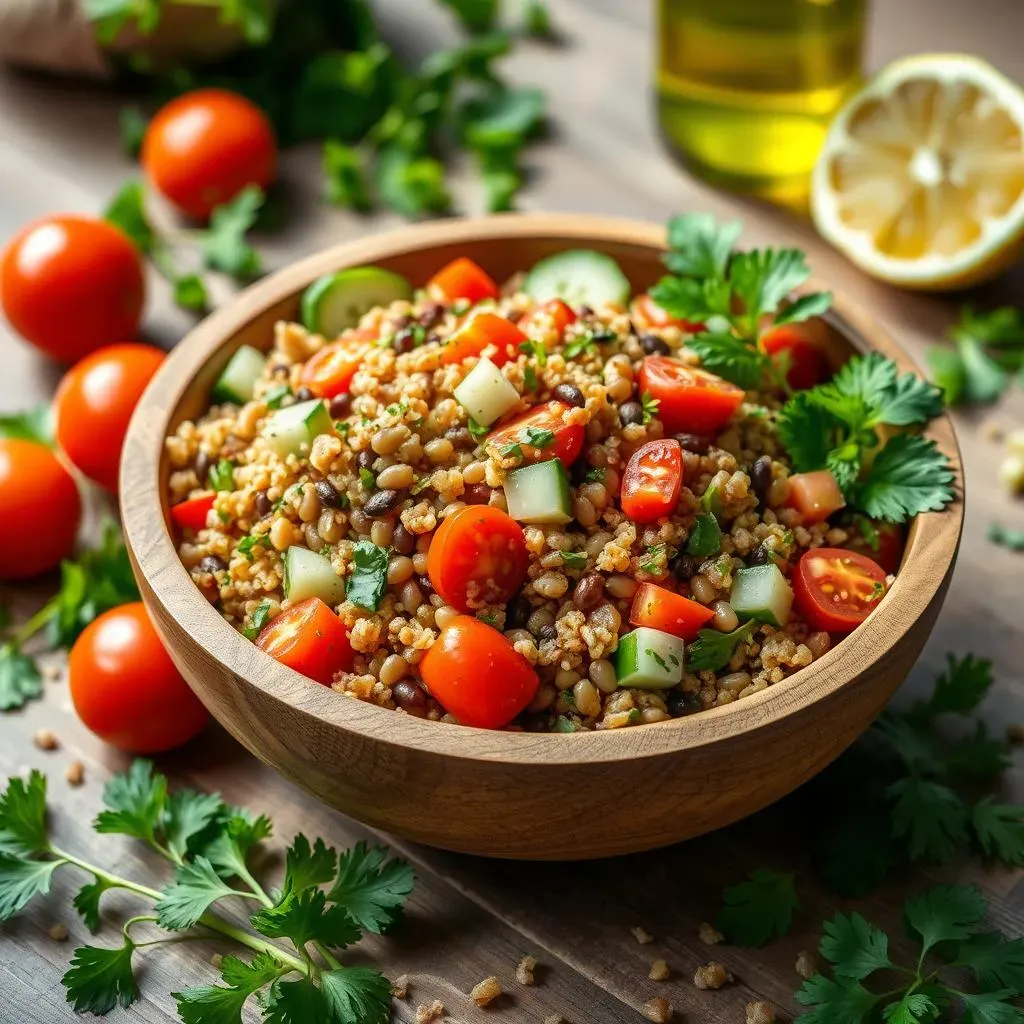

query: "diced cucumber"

left=454, top=357, right=520, bottom=426
left=284, top=546, right=345, bottom=606
left=503, top=459, right=571, bottom=524
left=262, top=399, right=333, bottom=459
left=301, top=267, right=413, bottom=338
left=523, top=250, right=631, bottom=308
left=616, top=627, right=684, bottom=690
left=730, top=564, right=793, bottom=627
left=212, top=345, right=266, bottom=404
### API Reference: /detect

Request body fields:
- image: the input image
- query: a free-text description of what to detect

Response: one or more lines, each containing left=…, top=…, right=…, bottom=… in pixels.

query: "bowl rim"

left=121, top=213, right=964, bottom=767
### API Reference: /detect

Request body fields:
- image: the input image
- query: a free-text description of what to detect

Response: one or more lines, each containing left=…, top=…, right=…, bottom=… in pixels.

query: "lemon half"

left=811, top=54, right=1024, bottom=290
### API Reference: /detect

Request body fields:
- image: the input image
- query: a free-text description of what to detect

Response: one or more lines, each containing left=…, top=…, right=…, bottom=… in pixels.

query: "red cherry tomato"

left=843, top=519, right=905, bottom=575
left=486, top=401, right=584, bottom=467
left=441, top=312, right=526, bottom=367
left=419, top=615, right=539, bottom=728
left=631, top=293, right=705, bottom=333
left=637, top=357, right=745, bottom=435
left=69, top=602, right=208, bottom=753
left=300, top=331, right=376, bottom=398
left=256, top=597, right=354, bottom=686
left=761, top=326, right=827, bottom=390
left=427, top=505, right=529, bottom=612
left=54, top=343, right=165, bottom=492
left=787, top=470, right=846, bottom=524
left=793, top=548, right=889, bottom=633
left=1, top=216, right=145, bottom=364
left=620, top=439, right=683, bottom=524
left=629, top=582, right=714, bottom=641
left=427, top=258, right=499, bottom=303
left=170, top=493, right=216, bottom=533
left=142, top=88, right=277, bottom=220
left=520, top=299, right=577, bottom=337
left=0, top=439, right=81, bottom=580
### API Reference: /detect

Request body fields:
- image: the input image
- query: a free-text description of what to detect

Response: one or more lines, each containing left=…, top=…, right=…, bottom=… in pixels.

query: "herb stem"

left=235, top=864, right=273, bottom=907
left=194, top=912, right=309, bottom=975
left=4, top=597, right=58, bottom=652
left=121, top=915, right=159, bottom=942
left=51, top=847, right=163, bottom=902
left=316, top=942, right=342, bottom=971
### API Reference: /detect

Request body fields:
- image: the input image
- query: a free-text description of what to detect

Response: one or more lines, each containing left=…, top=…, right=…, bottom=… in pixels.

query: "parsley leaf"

left=377, top=147, right=452, bottom=218
left=208, top=459, right=236, bottom=492
left=855, top=434, right=956, bottom=522
left=0, top=854, right=62, bottom=921
left=519, top=338, right=548, bottom=366
left=73, top=878, right=110, bottom=933
left=776, top=391, right=841, bottom=472
left=63, top=940, right=140, bottom=1015
left=0, top=771, right=49, bottom=855
left=0, top=404, right=53, bottom=445
left=93, top=759, right=167, bottom=847
left=663, top=212, right=742, bottom=280
left=323, top=140, right=372, bottom=212
left=831, top=352, right=943, bottom=427
left=118, top=105, right=148, bottom=159
left=467, top=417, right=490, bottom=441
left=687, top=331, right=767, bottom=389
left=200, top=811, right=272, bottom=882
left=957, top=932, right=1024, bottom=993
left=687, top=620, right=757, bottom=672
left=989, top=522, right=1024, bottom=552
left=164, top=790, right=225, bottom=863
left=283, top=834, right=338, bottom=895
left=729, top=248, right=812, bottom=329
left=794, top=973, right=880, bottom=1024
left=321, top=966, right=393, bottom=1024
left=0, top=647, right=42, bottom=711
left=327, top=841, right=414, bottom=934
left=945, top=722, right=1012, bottom=783
left=971, top=798, right=1024, bottom=866
left=774, top=290, right=833, bottom=326
left=560, top=551, right=587, bottom=570
left=886, top=777, right=968, bottom=863
left=686, top=512, right=722, bottom=558
left=347, top=540, right=388, bottom=612
left=640, top=390, right=660, bottom=424
left=820, top=912, right=894, bottom=980
left=155, top=857, right=238, bottom=931
left=523, top=426, right=554, bottom=448
left=438, top=0, right=499, bottom=32
left=460, top=86, right=545, bottom=151
left=200, top=186, right=264, bottom=279
left=584, top=467, right=605, bottom=482
left=929, top=306, right=1024, bottom=406
left=717, top=868, right=799, bottom=947
left=243, top=600, right=275, bottom=641
left=648, top=274, right=715, bottom=323
left=905, top=883, right=987, bottom=953
left=910, top=652, right=994, bottom=720
left=251, top=887, right=361, bottom=949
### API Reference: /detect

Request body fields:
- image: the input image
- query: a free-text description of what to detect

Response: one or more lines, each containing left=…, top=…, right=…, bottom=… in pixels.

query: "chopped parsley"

left=687, top=620, right=758, bottom=672
left=237, top=534, right=268, bottom=561
left=564, top=325, right=615, bottom=359
left=242, top=600, right=274, bottom=640
left=263, top=384, right=292, bottom=409
left=523, top=426, right=555, bottom=448
left=523, top=365, right=538, bottom=390
left=347, top=541, right=388, bottom=612
left=518, top=338, right=548, bottom=366
left=686, top=512, right=722, bottom=558
left=627, top=708, right=641, bottom=724
left=477, top=611, right=499, bottom=627
left=359, top=467, right=376, bottom=491
left=639, top=543, right=672, bottom=574
left=560, top=551, right=588, bottom=570
left=646, top=647, right=669, bottom=672
left=207, top=459, right=236, bottom=493
left=499, top=442, right=523, bottom=459
left=584, top=466, right=606, bottom=483
left=467, top=417, right=490, bottom=442
left=552, top=715, right=578, bottom=733
left=640, top=390, right=660, bottom=425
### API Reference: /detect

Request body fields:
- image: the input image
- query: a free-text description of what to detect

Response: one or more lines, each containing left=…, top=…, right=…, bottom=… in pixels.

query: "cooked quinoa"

left=165, top=265, right=887, bottom=733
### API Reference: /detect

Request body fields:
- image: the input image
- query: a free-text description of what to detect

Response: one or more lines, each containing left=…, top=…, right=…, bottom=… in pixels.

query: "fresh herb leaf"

left=347, top=541, right=388, bottom=612
left=688, top=331, right=767, bottom=390
left=523, top=0, right=554, bottom=39
left=686, top=512, right=722, bottom=558
left=460, top=86, right=545, bottom=151
left=263, top=384, right=292, bottom=410
left=327, top=841, right=414, bottom=934
left=911, top=652, right=995, bottom=720
left=0, top=854, right=62, bottom=921
left=560, top=551, right=587, bottom=570
left=200, top=186, right=264, bottom=279
left=663, top=212, right=742, bottom=280
left=283, top=834, right=338, bottom=895
left=523, top=365, right=538, bottom=390
left=886, top=777, right=968, bottom=863
left=251, top=887, right=361, bottom=949
left=855, top=434, right=956, bottom=522
left=73, top=878, right=110, bottom=933
left=156, top=857, right=238, bottom=931
left=359, top=466, right=376, bottom=491
left=437, top=0, right=499, bottom=32
left=172, top=274, right=209, bottom=313
left=0, top=648, right=42, bottom=711
left=323, top=140, right=372, bottom=212
left=971, top=798, right=1024, bottom=866
left=927, top=345, right=967, bottom=406
left=931, top=306, right=1024, bottom=406
left=584, top=466, right=605, bottom=482
left=0, top=404, right=53, bottom=445
left=93, top=760, right=167, bottom=847
left=945, top=722, right=1012, bottom=783
left=989, top=521, right=1024, bottom=552
left=174, top=953, right=281, bottom=1024
left=648, top=274, right=716, bottom=323
left=687, top=620, right=757, bottom=672
left=164, top=790, right=225, bottom=864
left=729, top=248, right=812, bottom=329
left=320, top=966, right=393, bottom=1024
left=717, top=868, right=799, bottom=947
left=819, top=912, right=894, bottom=980
left=519, top=338, right=548, bottom=366
left=104, top=179, right=157, bottom=253
left=118, top=106, right=148, bottom=159
left=794, top=972, right=879, bottom=1023
left=0, top=771, right=49, bottom=855
left=208, top=459, right=236, bottom=493
left=640, top=390, right=660, bottom=424
left=830, top=352, right=943, bottom=427
left=467, top=417, right=490, bottom=441
left=62, top=940, right=140, bottom=1015
left=523, top=426, right=554, bottom=448
left=243, top=601, right=274, bottom=641
left=956, top=932, right=1024, bottom=992
left=904, top=883, right=986, bottom=953
left=776, top=391, right=842, bottom=472
left=775, top=291, right=833, bottom=326
left=237, top=535, right=266, bottom=561
left=377, top=147, right=451, bottom=218
left=200, top=811, right=272, bottom=880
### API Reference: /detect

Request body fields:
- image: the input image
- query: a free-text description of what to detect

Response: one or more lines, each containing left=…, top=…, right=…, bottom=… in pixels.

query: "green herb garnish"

left=518, top=338, right=548, bottom=366
left=263, top=384, right=292, bottom=410
left=989, top=521, right=1024, bottom=552
left=0, top=404, right=53, bottom=445
left=717, top=869, right=799, bottom=948
left=208, top=460, right=236, bottom=493
left=242, top=601, right=275, bottom=641
left=347, top=541, right=388, bottom=612
left=359, top=467, right=376, bottom=491
left=687, top=620, right=757, bottom=673
left=560, top=551, right=587, bottom=570
left=467, top=417, right=490, bottom=442
left=640, top=390, right=660, bottom=425
left=686, top=512, right=721, bottom=558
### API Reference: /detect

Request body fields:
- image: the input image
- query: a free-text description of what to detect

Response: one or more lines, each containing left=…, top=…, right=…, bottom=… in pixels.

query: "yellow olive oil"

left=657, top=0, right=868, bottom=207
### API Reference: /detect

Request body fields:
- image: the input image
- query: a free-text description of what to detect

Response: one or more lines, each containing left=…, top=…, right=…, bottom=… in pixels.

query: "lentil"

left=642, top=997, right=673, bottom=1023
left=553, top=382, right=586, bottom=408
left=315, top=478, right=346, bottom=509
left=470, top=977, right=502, bottom=1008
left=640, top=333, right=671, bottom=355
left=364, top=489, right=403, bottom=517
left=619, top=400, right=644, bottom=426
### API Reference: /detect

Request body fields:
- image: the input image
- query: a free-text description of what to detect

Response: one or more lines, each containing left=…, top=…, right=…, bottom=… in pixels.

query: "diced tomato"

left=620, top=438, right=683, bottom=524
left=300, top=329, right=376, bottom=399
left=170, top=493, right=216, bottom=532
left=761, top=326, right=827, bottom=390
left=843, top=518, right=905, bottom=575
left=787, top=470, right=846, bottom=524
left=793, top=548, right=888, bottom=633
left=631, top=293, right=705, bottom=333
left=486, top=402, right=584, bottom=467
left=419, top=615, right=539, bottom=728
left=441, top=312, right=526, bottom=367
left=427, top=257, right=499, bottom=303
left=255, top=597, right=354, bottom=685
left=520, top=299, right=577, bottom=337
left=630, top=582, right=714, bottom=641
left=637, top=357, right=745, bottom=435
left=427, top=505, right=529, bottom=612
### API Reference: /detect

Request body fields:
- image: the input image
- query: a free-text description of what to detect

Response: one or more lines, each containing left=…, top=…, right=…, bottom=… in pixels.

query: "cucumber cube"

left=262, top=399, right=333, bottom=459
left=616, top=627, right=684, bottom=690
left=503, top=459, right=572, bottom=524
left=212, top=345, right=266, bottom=404
left=284, top=546, right=345, bottom=606
left=454, top=357, right=520, bottom=426
left=730, top=564, right=793, bottom=627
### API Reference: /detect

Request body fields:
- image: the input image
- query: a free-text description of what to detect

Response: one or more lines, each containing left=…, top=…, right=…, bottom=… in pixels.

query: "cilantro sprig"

left=0, top=761, right=412, bottom=1024
left=649, top=213, right=833, bottom=391
left=718, top=868, right=800, bottom=948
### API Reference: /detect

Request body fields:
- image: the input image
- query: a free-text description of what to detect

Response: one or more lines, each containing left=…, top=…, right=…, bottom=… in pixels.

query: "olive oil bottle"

left=657, top=0, right=868, bottom=207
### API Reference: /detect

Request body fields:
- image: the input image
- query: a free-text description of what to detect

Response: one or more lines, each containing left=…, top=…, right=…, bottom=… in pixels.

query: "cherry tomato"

left=441, top=312, right=526, bottom=367
left=69, top=602, right=208, bottom=753
left=427, top=505, right=528, bottom=612
left=843, top=519, right=905, bottom=575
left=426, top=258, right=499, bottom=303
left=520, top=298, right=577, bottom=337
left=142, top=88, right=277, bottom=220
left=1, top=216, right=145, bottom=364
left=170, top=493, right=216, bottom=533
left=637, top=357, right=745, bottom=435
left=486, top=401, right=584, bottom=467
left=300, top=331, right=375, bottom=398
left=631, top=293, right=705, bottom=333
left=630, top=582, right=714, bottom=641
left=420, top=615, right=539, bottom=728
left=787, top=470, right=846, bottom=524
left=256, top=597, right=354, bottom=686
left=793, top=548, right=889, bottom=633
left=54, top=343, right=165, bottom=492
left=761, top=326, right=827, bottom=390
left=0, top=439, right=80, bottom=580
left=620, top=439, right=683, bottom=524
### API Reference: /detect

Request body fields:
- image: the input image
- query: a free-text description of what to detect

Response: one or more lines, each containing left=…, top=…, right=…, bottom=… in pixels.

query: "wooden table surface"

left=2, top=2, right=1024, bottom=1021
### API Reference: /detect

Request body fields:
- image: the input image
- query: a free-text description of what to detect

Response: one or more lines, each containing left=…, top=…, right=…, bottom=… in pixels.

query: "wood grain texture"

left=1, top=0, right=1023, bottom=1020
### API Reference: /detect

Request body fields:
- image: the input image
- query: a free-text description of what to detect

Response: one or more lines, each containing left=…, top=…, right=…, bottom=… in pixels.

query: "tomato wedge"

left=787, top=470, right=846, bottom=524
left=170, top=493, right=215, bottom=532
left=520, top=298, right=577, bottom=337
left=637, top=357, right=745, bottom=435
left=842, top=518, right=905, bottom=575
left=761, top=326, right=827, bottom=390
left=441, top=312, right=526, bottom=367
left=419, top=615, right=539, bottom=728
left=620, top=438, right=683, bottom=523
left=793, top=548, right=889, bottom=633
left=486, top=401, right=584, bottom=467
left=427, top=257, right=499, bottom=303
left=427, top=505, right=529, bottom=612
left=630, top=582, right=714, bottom=641
left=300, top=330, right=376, bottom=398
left=631, top=293, right=705, bottom=333
left=255, top=597, right=354, bottom=685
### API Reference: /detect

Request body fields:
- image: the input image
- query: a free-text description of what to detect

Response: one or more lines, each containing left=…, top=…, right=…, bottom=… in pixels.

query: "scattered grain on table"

left=210, top=952, right=223, bottom=968
left=795, top=950, right=819, bottom=980
left=416, top=999, right=446, bottom=1023
left=693, top=962, right=732, bottom=990
left=698, top=921, right=724, bottom=945
left=470, top=976, right=502, bottom=1008
left=641, top=996, right=673, bottom=1022
left=65, top=761, right=84, bottom=787
left=648, top=959, right=670, bottom=981
left=33, top=728, right=59, bottom=751
left=746, top=1001, right=777, bottom=1024
left=631, top=925, right=654, bottom=945
left=516, top=955, right=538, bottom=985
left=42, top=662, right=62, bottom=682
left=543, top=1016, right=566, bottom=1024
left=392, top=974, right=410, bottom=999
left=48, top=923, right=68, bottom=941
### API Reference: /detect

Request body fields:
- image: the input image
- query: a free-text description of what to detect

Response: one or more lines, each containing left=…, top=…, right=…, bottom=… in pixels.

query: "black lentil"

left=315, top=478, right=346, bottom=509
left=418, top=302, right=445, bottom=328
left=554, top=383, right=586, bottom=408
left=674, top=432, right=711, bottom=454
left=199, top=555, right=227, bottom=574
left=750, top=455, right=773, bottom=506
left=506, top=595, right=531, bottom=630
left=363, top=489, right=403, bottom=517
left=254, top=491, right=272, bottom=518
left=294, top=386, right=315, bottom=402
left=393, top=523, right=415, bottom=555
left=463, top=483, right=493, bottom=505
left=357, top=449, right=376, bottom=470
left=673, top=553, right=698, bottom=580
left=572, top=573, right=605, bottom=612
left=194, top=451, right=211, bottom=484
left=445, top=426, right=474, bottom=449
left=668, top=691, right=703, bottom=717
left=640, top=334, right=671, bottom=355
left=328, top=393, right=352, bottom=418
left=393, top=680, right=427, bottom=715
left=620, top=401, right=644, bottom=426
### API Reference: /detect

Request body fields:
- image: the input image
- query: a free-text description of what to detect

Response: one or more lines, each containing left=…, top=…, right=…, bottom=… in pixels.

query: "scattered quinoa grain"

left=641, top=996, right=673, bottom=1022
left=470, top=976, right=502, bottom=1008
left=746, top=1001, right=777, bottom=1024
left=392, top=975, right=409, bottom=999
left=33, top=728, right=59, bottom=751
left=48, top=923, right=69, bottom=941
left=415, top=999, right=445, bottom=1023
left=648, top=959, right=670, bottom=981
left=698, top=922, right=724, bottom=945
left=544, top=1016, right=566, bottom=1024
left=795, top=950, right=819, bottom=980
left=693, top=962, right=732, bottom=990
left=516, top=955, right=538, bottom=986
left=65, top=761, right=85, bottom=787
left=631, top=926, right=654, bottom=945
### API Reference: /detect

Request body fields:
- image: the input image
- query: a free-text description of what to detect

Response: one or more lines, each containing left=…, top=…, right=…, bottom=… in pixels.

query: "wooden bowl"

left=121, top=215, right=964, bottom=860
